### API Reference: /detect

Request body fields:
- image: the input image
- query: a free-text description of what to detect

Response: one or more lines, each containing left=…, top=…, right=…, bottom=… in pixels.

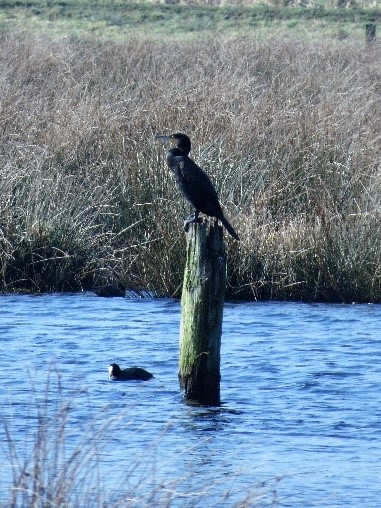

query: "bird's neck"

left=170, top=148, right=189, bottom=157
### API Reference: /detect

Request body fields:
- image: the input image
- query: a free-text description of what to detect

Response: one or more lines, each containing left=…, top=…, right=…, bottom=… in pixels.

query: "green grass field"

left=1, top=0, right=381, bottom=40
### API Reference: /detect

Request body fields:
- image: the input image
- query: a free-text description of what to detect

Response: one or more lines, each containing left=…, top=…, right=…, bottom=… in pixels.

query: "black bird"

left=156, top=133, right=240, bottom=241
left=95, top=282, right=125, bottom=298
left=108, top=363, right=153, bottom=381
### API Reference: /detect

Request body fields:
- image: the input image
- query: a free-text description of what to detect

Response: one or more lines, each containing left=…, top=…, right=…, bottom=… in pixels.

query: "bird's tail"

left=220, top=216, right=240, bottom=241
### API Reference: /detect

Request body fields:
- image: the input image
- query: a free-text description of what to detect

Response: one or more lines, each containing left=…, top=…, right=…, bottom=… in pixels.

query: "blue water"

left=1, top=294, right=381, bottom=507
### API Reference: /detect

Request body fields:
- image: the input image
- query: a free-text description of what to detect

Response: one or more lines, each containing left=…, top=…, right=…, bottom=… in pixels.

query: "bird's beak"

left=155, top=134, right=172, bottom=142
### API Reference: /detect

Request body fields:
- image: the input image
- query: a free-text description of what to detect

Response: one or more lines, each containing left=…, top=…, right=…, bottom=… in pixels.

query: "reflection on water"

left=1, top=294, right=381, bottom=506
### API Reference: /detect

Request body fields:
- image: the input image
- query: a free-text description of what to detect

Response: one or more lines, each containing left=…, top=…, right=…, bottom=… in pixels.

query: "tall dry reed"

left=1, top=32, right=381, bottom=301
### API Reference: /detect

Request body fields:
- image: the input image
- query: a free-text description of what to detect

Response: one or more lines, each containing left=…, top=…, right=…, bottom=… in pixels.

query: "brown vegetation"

left=1, top=32, right=381, bottom=301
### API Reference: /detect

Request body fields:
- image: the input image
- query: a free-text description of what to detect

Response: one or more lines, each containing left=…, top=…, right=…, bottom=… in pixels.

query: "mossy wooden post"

left=179, top=220, right=226, bottom=405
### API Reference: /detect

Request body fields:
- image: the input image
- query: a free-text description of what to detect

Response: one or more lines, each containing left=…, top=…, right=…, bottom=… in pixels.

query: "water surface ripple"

left=0, top=294, right=380, bottom=506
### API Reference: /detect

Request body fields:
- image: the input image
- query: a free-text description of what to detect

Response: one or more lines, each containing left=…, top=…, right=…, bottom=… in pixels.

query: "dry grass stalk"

left=1, top=33, right=381, bottom=301
left=0, top=367, right=275, bottom=506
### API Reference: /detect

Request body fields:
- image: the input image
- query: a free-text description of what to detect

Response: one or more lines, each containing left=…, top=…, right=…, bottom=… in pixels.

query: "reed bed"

left=1, top=32, right=381, bottom=301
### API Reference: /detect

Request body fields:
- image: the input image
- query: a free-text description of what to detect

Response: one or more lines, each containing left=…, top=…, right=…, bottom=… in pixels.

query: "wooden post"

left=179, top=220, right=227, bottom=405
left=366, top=22, right=376, bottom=44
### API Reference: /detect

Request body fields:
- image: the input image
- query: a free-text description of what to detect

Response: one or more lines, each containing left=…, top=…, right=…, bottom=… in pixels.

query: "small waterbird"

left=108, top=363, right=153, bottom=381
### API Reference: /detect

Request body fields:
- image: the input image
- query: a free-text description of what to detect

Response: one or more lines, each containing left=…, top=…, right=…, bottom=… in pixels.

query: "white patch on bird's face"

left=108, top=365, right=114, bottom=378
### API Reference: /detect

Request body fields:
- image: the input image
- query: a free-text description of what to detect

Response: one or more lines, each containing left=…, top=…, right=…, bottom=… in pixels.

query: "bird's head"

left=108, top=363, right=122, bottom=378
left=155, top=132, right=191, bottom=154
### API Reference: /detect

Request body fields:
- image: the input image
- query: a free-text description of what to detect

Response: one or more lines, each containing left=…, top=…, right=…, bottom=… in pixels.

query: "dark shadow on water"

left=180, top=401, right=244, bottom=433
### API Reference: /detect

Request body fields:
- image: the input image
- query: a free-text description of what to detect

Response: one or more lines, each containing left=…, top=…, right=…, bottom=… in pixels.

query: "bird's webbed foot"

left=183, top=212, right=202, bottom=232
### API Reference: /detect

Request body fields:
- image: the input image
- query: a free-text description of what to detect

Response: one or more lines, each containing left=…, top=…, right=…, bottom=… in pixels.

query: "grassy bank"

left=1, top=30, right=381, bottom=302
left=1, top=0, right=381, bottom=40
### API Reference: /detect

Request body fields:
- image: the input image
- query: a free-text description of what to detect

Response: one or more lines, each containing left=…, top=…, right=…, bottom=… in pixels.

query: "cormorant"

left=108, top=363, right=153, bottom=381
left=156, top=133, right=240, bottom=241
